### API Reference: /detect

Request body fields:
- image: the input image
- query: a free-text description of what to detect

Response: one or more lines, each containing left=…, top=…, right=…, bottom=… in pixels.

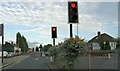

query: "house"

left=87, top=31, right=117, bottom=50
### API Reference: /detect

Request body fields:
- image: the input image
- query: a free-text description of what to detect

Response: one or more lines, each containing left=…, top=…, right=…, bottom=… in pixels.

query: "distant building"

left=87, top=31, right=117, bottom=50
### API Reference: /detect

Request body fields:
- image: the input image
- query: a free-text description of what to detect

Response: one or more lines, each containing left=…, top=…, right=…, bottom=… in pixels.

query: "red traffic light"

left=71, top=3, right=76, bottom=8
left=52, top=27, right=57, bottom=38
left=52, top=28, right=56, bottom=31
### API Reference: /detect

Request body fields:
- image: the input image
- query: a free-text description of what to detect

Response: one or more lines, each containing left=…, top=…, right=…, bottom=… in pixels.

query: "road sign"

left=0, top=24, right=3, bottom=36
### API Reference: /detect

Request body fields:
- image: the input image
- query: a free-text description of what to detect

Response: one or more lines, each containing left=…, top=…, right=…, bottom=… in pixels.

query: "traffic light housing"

left=68, top=1, right=78, bottom=23
left=52, top=27, right=57, bottom=38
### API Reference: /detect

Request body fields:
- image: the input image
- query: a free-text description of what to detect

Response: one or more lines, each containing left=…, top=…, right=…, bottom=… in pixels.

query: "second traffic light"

left=52, top=27, right=57, bottom=38
left=68, top=1, right=78, bottom=23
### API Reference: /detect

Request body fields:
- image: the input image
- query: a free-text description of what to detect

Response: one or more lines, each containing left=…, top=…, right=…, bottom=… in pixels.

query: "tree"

left=100, top=41, right=111, bottom=50
left=16, top=32, right=29, bottom=53
left=3, top=42, right=14, bottom=52
left=105, top=41, right=111, bottom=50
left=39, top=44, right=42, bottom=51
left=42, top=44, right=52, bottom=52
left=35, top=47, right=39, bottom=52
left=48, top=46, right=58, bottom=63
left=20, top=36, right=29, bottom=52
left=16, top=32, right=21, bottom=47
left=32, top=48, right=34, bottom=52
left=100, top=42, right=105, bottom=50
left=116, top=37, right=120, bottom=49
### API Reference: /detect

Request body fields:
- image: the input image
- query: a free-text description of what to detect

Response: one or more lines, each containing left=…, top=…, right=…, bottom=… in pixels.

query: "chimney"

left=97, top=31, right=101, bottom=37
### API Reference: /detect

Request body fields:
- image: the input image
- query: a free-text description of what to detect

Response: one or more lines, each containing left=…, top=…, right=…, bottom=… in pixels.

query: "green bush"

left=58, top=36, right=86, bottom=69
left=42, top=44, right=52, bottom=52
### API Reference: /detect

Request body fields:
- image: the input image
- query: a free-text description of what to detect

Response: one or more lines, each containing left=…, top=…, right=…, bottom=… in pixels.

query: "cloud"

left=78, top=14, right=103, bottom=33
left=0, top=2, right=118, bottom=43
left=27, top=41, right=40, bottom=48
left=0, top=0, right=119, bottom=2
left=0, top=2, right=68, bottom=27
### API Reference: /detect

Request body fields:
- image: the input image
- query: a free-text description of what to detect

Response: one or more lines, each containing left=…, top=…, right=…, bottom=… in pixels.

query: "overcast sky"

left=0, top=1, right=118, bottom=47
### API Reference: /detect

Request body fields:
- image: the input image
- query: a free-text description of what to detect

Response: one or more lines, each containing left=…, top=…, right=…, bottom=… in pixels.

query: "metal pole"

left=51, top=38, right=55, bottom=63
left=77, top=24, right=78, bottom=36
left=2, top=24, right=4, bottom=63
left=88, top=50, right=91, bottom=70
left=53, top=38, right=55, bottom=46
left=70, top=24, right=72, bottom=38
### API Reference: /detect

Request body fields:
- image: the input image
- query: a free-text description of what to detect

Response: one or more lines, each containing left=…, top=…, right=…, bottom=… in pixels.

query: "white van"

left=0, top=51, right=8, bottom=58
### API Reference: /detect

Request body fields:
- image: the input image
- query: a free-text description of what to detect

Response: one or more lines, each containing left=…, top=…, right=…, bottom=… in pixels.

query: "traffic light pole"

left=70, top=24, right=73, bottom=38
left=77, top=23, right=78, bottom=36
left=53, top=38, right=55, bottom=46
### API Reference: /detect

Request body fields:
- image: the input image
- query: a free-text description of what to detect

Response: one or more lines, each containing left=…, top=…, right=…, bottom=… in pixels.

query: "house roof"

left=88, top=32, right=116, bottom=43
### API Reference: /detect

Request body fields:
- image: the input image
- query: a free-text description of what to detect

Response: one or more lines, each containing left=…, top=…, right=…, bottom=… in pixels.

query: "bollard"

left=108, top=53, right=111, bottom=59
left=50, top=56, right=53, bottom=63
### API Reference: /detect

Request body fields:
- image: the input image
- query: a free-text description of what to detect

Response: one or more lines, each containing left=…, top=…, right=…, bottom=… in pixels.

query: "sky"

left=0, top=1, right=118, bottom=47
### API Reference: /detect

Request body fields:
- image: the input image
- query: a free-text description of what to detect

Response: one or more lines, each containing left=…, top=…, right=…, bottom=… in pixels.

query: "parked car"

left=0, top=51, right=8, bottom=58
left=7, top=52, right=14, bottom=57
left=13, top=52, right=21, bottom=56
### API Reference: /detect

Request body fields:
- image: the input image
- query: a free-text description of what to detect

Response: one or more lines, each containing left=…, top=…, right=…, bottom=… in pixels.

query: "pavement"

left=1, top=54, right=30, bottom=69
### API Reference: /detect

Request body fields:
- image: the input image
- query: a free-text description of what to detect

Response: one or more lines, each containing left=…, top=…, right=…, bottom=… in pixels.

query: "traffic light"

left=68, top=1, right=78, bottom=23
left=52, top=27, right=57, bottom=38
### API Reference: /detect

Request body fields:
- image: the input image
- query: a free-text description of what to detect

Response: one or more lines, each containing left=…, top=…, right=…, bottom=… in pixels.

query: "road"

left=4, top=52, right=51, bottom=69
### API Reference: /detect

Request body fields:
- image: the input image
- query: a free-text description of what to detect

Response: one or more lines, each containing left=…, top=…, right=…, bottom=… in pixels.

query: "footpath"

left=0, top=55, right=29, bottom=69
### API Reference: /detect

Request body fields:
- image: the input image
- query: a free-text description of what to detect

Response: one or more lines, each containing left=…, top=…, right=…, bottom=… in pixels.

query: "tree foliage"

left=100, top=41, right=111, bottom=50
left=48, top=46, right=57, bottom=56
left=105, top=41, right=111, bottom=50
left=16, top=32, right=21, bottom=45
left=100, top=42, right=105, bottom=50
left=42, top=44, right=52, bottom=52
left=3, top=42, right=14, bottom=52
left=116, top=37, right=120, bottom=49
left=58, top=36, right=86, bottom=69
